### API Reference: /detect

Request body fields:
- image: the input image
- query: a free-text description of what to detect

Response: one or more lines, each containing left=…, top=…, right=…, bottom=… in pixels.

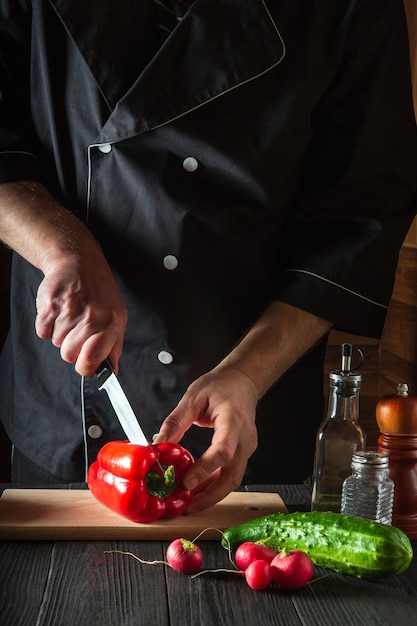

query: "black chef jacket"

left=0, top=0, right=416, bottom=483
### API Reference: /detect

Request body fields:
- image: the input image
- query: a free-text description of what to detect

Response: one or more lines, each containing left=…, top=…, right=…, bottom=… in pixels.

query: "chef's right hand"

left=35, top=252, right=128, bottom=377
left=0, top=180, right=127, bottom=376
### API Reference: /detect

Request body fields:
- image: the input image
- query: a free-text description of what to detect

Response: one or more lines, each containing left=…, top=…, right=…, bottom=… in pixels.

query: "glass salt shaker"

left=341, top=450, right=394, bottom=524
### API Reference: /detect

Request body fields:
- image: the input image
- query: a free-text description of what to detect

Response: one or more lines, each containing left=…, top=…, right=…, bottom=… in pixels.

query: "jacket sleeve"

left=0, top=0, right=42, bottom=183
left=277, top=0, right=417, bottom=338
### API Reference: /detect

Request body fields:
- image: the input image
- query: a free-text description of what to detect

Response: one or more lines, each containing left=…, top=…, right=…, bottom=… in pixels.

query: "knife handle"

left=96, top=358, right=114, bottom=389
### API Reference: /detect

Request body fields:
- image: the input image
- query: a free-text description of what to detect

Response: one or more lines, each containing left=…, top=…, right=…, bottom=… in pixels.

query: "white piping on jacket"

left=0, top=150, right=39, bottom=159
left=285, top=268, right=388, bottom=309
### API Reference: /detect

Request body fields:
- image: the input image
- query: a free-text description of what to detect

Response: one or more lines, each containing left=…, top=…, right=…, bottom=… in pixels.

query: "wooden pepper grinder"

left=376, top=383, right=417, bottom=539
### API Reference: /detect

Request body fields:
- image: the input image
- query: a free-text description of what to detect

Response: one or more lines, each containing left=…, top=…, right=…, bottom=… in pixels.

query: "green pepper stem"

left=146, top=464, right=177, bottom=498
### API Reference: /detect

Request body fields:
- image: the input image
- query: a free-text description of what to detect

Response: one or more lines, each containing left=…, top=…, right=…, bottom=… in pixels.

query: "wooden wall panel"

left=379, top=245, right=417, bottom=398
left=390, top=245, right=417, bottom=306
left=379, top=351, right=417, bottom=395
left=404, top=218, right=417, bottom=247
left=381, top=300, right=417, bottom=364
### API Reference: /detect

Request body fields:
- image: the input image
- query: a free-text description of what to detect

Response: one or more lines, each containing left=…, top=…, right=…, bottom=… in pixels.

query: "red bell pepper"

left=87, top=441, right=194, bottom=523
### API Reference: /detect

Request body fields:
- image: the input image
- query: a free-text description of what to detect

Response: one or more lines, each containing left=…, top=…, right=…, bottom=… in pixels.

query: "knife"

left=96, top=358, right=149, bottom=446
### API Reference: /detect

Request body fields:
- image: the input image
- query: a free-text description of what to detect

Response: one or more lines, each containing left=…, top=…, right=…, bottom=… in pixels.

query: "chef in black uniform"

left=0, top=0, right=416, bottom=512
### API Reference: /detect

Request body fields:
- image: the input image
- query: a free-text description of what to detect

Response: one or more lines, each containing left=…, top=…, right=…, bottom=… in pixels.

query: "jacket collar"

left=50, top=0, right=285, bottom=142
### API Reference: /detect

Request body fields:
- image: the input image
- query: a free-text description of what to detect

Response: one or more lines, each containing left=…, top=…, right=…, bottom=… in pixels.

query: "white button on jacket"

left=98, top=143, right=112, bottom=153
left=182, top=156, right=199, bottom=172
left=88, top=425, right=103, bottom=439
left=163, top=255, right=179, bottom=270
left=158, top=350, right=174, bottom=365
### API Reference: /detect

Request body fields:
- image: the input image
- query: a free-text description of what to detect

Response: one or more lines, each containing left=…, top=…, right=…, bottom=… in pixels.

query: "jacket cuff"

left=278, top=268, right=389, bottom=338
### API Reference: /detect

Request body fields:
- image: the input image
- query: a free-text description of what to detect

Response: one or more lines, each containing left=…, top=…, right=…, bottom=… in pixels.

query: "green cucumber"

left=221, top=511, right=413, bottom=578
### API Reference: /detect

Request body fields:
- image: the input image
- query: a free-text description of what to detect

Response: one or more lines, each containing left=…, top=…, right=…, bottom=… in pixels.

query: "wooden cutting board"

left=0, top=489, right=287, bottom=540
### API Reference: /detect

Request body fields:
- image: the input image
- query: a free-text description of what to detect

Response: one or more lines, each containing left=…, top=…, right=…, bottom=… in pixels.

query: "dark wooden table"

left=1, top=484, right=416, bottom=626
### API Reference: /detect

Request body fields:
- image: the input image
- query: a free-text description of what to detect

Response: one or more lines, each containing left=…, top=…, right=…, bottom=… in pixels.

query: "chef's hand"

left=0, top=181, right=128, bottom=376
left=35, top=252, right=128, bottom=377
left=155, top=302, right=333, bottom=512
left=154, top=364, right=259, bottom=513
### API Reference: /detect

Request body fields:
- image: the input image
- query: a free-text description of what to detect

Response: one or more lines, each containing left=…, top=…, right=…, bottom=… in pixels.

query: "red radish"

left=270, top=550, right=314, bottom=589
left=235, top=542, right=277, bottom=570
left=166, top=538, right=203, bottom=574
left=244, top=559, right=272, bottom=590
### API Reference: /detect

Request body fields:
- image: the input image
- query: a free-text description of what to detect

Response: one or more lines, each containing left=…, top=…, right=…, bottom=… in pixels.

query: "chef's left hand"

left=154, top=364, right=259, bottom=513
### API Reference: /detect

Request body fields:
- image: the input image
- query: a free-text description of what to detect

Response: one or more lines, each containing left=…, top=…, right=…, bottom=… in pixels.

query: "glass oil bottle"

left=311, top=343, right=366, bottom=513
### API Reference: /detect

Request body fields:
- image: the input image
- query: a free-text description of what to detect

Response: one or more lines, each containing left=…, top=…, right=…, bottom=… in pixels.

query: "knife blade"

left=96, top=358, right=149, bottom=446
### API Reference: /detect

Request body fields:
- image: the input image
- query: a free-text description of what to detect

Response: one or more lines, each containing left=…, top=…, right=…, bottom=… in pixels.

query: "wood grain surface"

left=0, top=489, right=287, bottom=540
left=2, top=485, right=416, bottom=626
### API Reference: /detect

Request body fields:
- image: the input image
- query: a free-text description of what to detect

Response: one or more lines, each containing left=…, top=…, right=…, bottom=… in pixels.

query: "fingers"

left=157, top=370, right=259, bottom=512
left=184, top=448, right=251, bottom=513
left=183, top=422, right=241, bottom=489
left=67, top=330, right=125, bottom=377
left=183, top=420, right=257, bottom=494
left=34, top=264, right=127, bottom=376
left=36, top=302, right=126, bottom=376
